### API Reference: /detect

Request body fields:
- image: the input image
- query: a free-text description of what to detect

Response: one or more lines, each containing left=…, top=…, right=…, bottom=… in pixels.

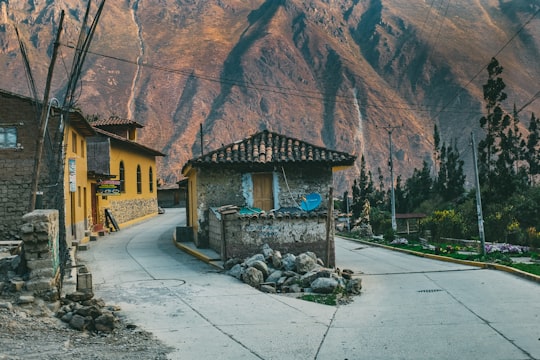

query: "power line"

left=430, top=6, right=540, bottom=122
left=59, top=43, right=487, bottom=115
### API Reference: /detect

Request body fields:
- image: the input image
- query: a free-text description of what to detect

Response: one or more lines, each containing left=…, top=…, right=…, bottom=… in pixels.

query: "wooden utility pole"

left=326, top=186, right=335, bottom=267
left=29, top=10, right=65, bottom=211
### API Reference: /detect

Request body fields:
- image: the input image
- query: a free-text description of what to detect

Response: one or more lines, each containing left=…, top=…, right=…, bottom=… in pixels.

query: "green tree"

left=351, top=155, right=374, bottom=220
left=404, top=161, right=432, bottom=211
left=478, top=57, right=524, bottom=199
left=524, top=113, right=540, bottom=184
left=435, top=142, right=465, bottom=201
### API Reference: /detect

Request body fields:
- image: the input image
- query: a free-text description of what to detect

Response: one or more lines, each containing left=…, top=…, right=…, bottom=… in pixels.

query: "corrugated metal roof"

left=92, top=127, right=165, bottom=156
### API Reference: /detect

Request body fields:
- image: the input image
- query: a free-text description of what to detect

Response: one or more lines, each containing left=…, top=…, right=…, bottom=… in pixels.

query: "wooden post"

left=326, top=186, right=335, bottom=268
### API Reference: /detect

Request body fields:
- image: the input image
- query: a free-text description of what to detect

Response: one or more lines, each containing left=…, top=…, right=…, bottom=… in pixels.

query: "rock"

left=287, top=284, right=303, bottom=293
left=241, top=267, right=264, bottom=288
left=346, top=278, right=362, bottom=295
left=265, top=270, right=283, bottom=284
left=295, top=253, right=318, bottom=274
left=311, top=277, right=339, bottom=294
left=260, top=284, right=277, bottom=294
left=250, top=260, right=269, bottom=279
left=300, top=269, right=331, bottom=287
left=66, top=291, right=94, bottom=302
left=17, top=295, right=35, bottom=305
left=262, top=244, right=273, bottom=259
left=245, top=254, right=265, bottom=267
left=227, top=264, right=244, bottom=280
left=61, top=312, right=73, bottom=323
left=95, top=312, right=116, bottom=332
left=0, top=301, right=13, bottom=311
left=341, top=269, right=354, bottom=280
left=76, top=305, right=101, bottom=319
left=223, top=258, right=242, bottom=270
left=281, top=253, right=296, bottom=271
left=271, top=250, right=282, bottom=269
left=69, top=314, right=88, bottom=331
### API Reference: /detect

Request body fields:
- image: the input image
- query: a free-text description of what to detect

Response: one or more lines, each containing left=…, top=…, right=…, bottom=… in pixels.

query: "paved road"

left=79, top=208, right=540, bottom=360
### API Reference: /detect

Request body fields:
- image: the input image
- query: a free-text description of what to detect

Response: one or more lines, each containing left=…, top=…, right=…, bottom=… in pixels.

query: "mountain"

left=1, top=0, right=539, bottom=193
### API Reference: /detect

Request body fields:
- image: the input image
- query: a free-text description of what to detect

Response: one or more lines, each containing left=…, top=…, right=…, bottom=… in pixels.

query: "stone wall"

left=211, top=211, right=330, bottom=263
left=20, top=210, right=60, bottom=299
left=108, top=197, right=158, bottom=225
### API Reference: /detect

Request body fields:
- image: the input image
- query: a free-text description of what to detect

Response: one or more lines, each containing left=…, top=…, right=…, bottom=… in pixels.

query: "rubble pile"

left=56, top=291, right=120, bottom=332
left=224, top=244, right=362, bottom=300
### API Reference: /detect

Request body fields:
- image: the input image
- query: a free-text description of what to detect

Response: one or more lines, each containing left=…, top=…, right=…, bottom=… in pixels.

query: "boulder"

left=311, top=277, right=340, bottom=294
left=245, top=254, right=265, bottom=267
left=227, top=264, right=244, bottom=280
left=250, top=260, right=269, bottom=279
left=241, top=267, right=264, bottom=288
left=69, top=314, right=88, bottom=331
left=271, top=250, right=282, bottom=269
left=295, top=253, right=318, bottom=274
left=262, top=244, right=273, bottom=260
left=281, top=253, right=296, bottom=271
left=95, top=312, right=116, bottom=332
left=265, top=270, right=283, bottom=284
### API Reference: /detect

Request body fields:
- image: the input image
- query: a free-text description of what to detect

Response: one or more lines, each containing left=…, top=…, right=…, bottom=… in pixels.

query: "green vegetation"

left=342, top=57, right=539, bottom=256
left=300, top=293, right=338, bottom=306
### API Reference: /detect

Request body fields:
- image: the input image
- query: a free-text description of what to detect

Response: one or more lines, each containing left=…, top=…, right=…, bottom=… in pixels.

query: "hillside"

left=1, top=0, right=539, bottom=193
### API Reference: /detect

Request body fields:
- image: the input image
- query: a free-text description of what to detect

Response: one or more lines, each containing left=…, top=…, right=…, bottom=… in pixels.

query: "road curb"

left=172, top=239, right=224, bottom=270
left=343, top=237, right=540, bottom=284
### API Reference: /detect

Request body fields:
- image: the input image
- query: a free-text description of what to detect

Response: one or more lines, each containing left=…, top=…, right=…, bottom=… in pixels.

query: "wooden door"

left=252, top=173, right=273, bottom=211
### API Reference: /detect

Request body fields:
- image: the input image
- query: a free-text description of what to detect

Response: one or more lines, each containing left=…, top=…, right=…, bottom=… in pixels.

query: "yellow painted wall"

left=63, top=127, right=91, bottom=244
left=96, top=141, right=159, bottom=228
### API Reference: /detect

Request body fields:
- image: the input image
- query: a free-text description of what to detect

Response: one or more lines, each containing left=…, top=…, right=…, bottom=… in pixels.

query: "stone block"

left=29, top=268, right=55, bottom=279
left=26, top=259, right=52, bottom=271
left=25, top=278, right=55, bottom=292
left=78, top=243, right=90, bottom=251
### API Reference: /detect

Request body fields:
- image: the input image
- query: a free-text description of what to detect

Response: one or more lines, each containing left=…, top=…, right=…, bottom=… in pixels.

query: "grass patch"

left=300, top=293, right=337, bottom=306
left=509, top=263, right=540, bottom=276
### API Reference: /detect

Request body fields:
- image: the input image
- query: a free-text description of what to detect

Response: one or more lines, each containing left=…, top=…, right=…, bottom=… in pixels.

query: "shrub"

left=421, top=209, right=467, bottom=242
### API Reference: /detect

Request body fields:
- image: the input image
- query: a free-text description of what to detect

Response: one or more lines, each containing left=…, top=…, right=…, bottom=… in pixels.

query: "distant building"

left=87, top=116, right=165, bottom=229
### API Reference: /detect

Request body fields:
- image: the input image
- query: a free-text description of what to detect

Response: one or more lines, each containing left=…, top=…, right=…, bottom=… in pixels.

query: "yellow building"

left=87, top=116, right=165, bottom=231
left=62, top=111, right=97, bottom=245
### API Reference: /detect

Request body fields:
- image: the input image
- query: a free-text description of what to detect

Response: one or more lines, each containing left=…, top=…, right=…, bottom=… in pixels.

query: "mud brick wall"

left=20, top=210, right=60, bottom=297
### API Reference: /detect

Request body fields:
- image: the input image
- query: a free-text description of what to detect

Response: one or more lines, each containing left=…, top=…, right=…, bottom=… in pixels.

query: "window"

left=80, top=139, right=85, bottom=158
left=78, top=186, right=81, bottom=207
left=149, top=167, right=154, bottom=193
left=136, top=165, right=142, bottom=194
left=0, top=127, right=17, bottom=149
left=72, top=132, right=77, bottom=153
left=119, top=162, right=125, bottom=193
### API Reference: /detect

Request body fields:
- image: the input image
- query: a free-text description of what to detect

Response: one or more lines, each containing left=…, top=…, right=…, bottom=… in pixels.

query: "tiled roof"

left=92, top=127, right=165, bottom=156
left=183, top=130, right=356, bottom=171
left=91, top=116, right=143, bottom=128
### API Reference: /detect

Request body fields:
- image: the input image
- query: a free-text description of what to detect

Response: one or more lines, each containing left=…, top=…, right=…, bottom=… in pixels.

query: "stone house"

left=87, top=116, right=165, bottom=229
left=181, top=130, right=356, bottom=264
left=0, top=89, right=95, bottom=244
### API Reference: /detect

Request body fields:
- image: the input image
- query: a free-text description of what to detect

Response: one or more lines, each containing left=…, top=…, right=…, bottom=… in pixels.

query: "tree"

left=351, top=155, right=374, bottom=220
left=435, top=142, right=465, bottom=201
left=404, top=161, right=432, bottom=211
left=478, top=57, right=525, bottom=198
left=524, top=113, right=540, bottom=184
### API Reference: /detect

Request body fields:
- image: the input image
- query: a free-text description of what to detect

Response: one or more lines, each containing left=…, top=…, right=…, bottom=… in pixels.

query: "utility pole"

left=29, top=10, right=64, bottom=211
left=379, top=124, right=401, bottom=232
left=471, top=132, right=486, bottom=255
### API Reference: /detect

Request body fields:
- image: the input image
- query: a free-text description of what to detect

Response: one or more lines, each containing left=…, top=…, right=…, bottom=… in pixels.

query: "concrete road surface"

left=79, top=208, right=540, bottom=360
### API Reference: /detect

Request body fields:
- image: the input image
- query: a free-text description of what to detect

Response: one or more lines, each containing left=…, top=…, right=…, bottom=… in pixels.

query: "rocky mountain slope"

left=1, top=0, right=539, bottom=192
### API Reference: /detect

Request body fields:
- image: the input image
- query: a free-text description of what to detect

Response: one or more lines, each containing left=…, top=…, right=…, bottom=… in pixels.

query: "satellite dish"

left=300, top=193, right=322, bottom=211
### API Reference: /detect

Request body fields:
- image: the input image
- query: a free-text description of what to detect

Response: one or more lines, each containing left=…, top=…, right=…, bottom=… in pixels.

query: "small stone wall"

left=20, top=210, right=60, bottom=299
left=107, top=197, right=158, bottom=225
left=211, top=211, right=330, bottom=263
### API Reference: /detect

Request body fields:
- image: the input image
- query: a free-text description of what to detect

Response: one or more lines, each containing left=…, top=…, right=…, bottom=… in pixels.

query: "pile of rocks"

left=56, top=290, right=119, bottom=333
left=224, top=244, right=361, bottom=299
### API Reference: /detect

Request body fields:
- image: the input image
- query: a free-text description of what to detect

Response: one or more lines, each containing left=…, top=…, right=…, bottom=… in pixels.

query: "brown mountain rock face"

left=1, top=0, right=539, bottom=192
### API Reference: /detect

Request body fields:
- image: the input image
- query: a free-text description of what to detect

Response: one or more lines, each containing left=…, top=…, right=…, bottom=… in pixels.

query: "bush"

left=421, top=209, right=467, bottom=242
